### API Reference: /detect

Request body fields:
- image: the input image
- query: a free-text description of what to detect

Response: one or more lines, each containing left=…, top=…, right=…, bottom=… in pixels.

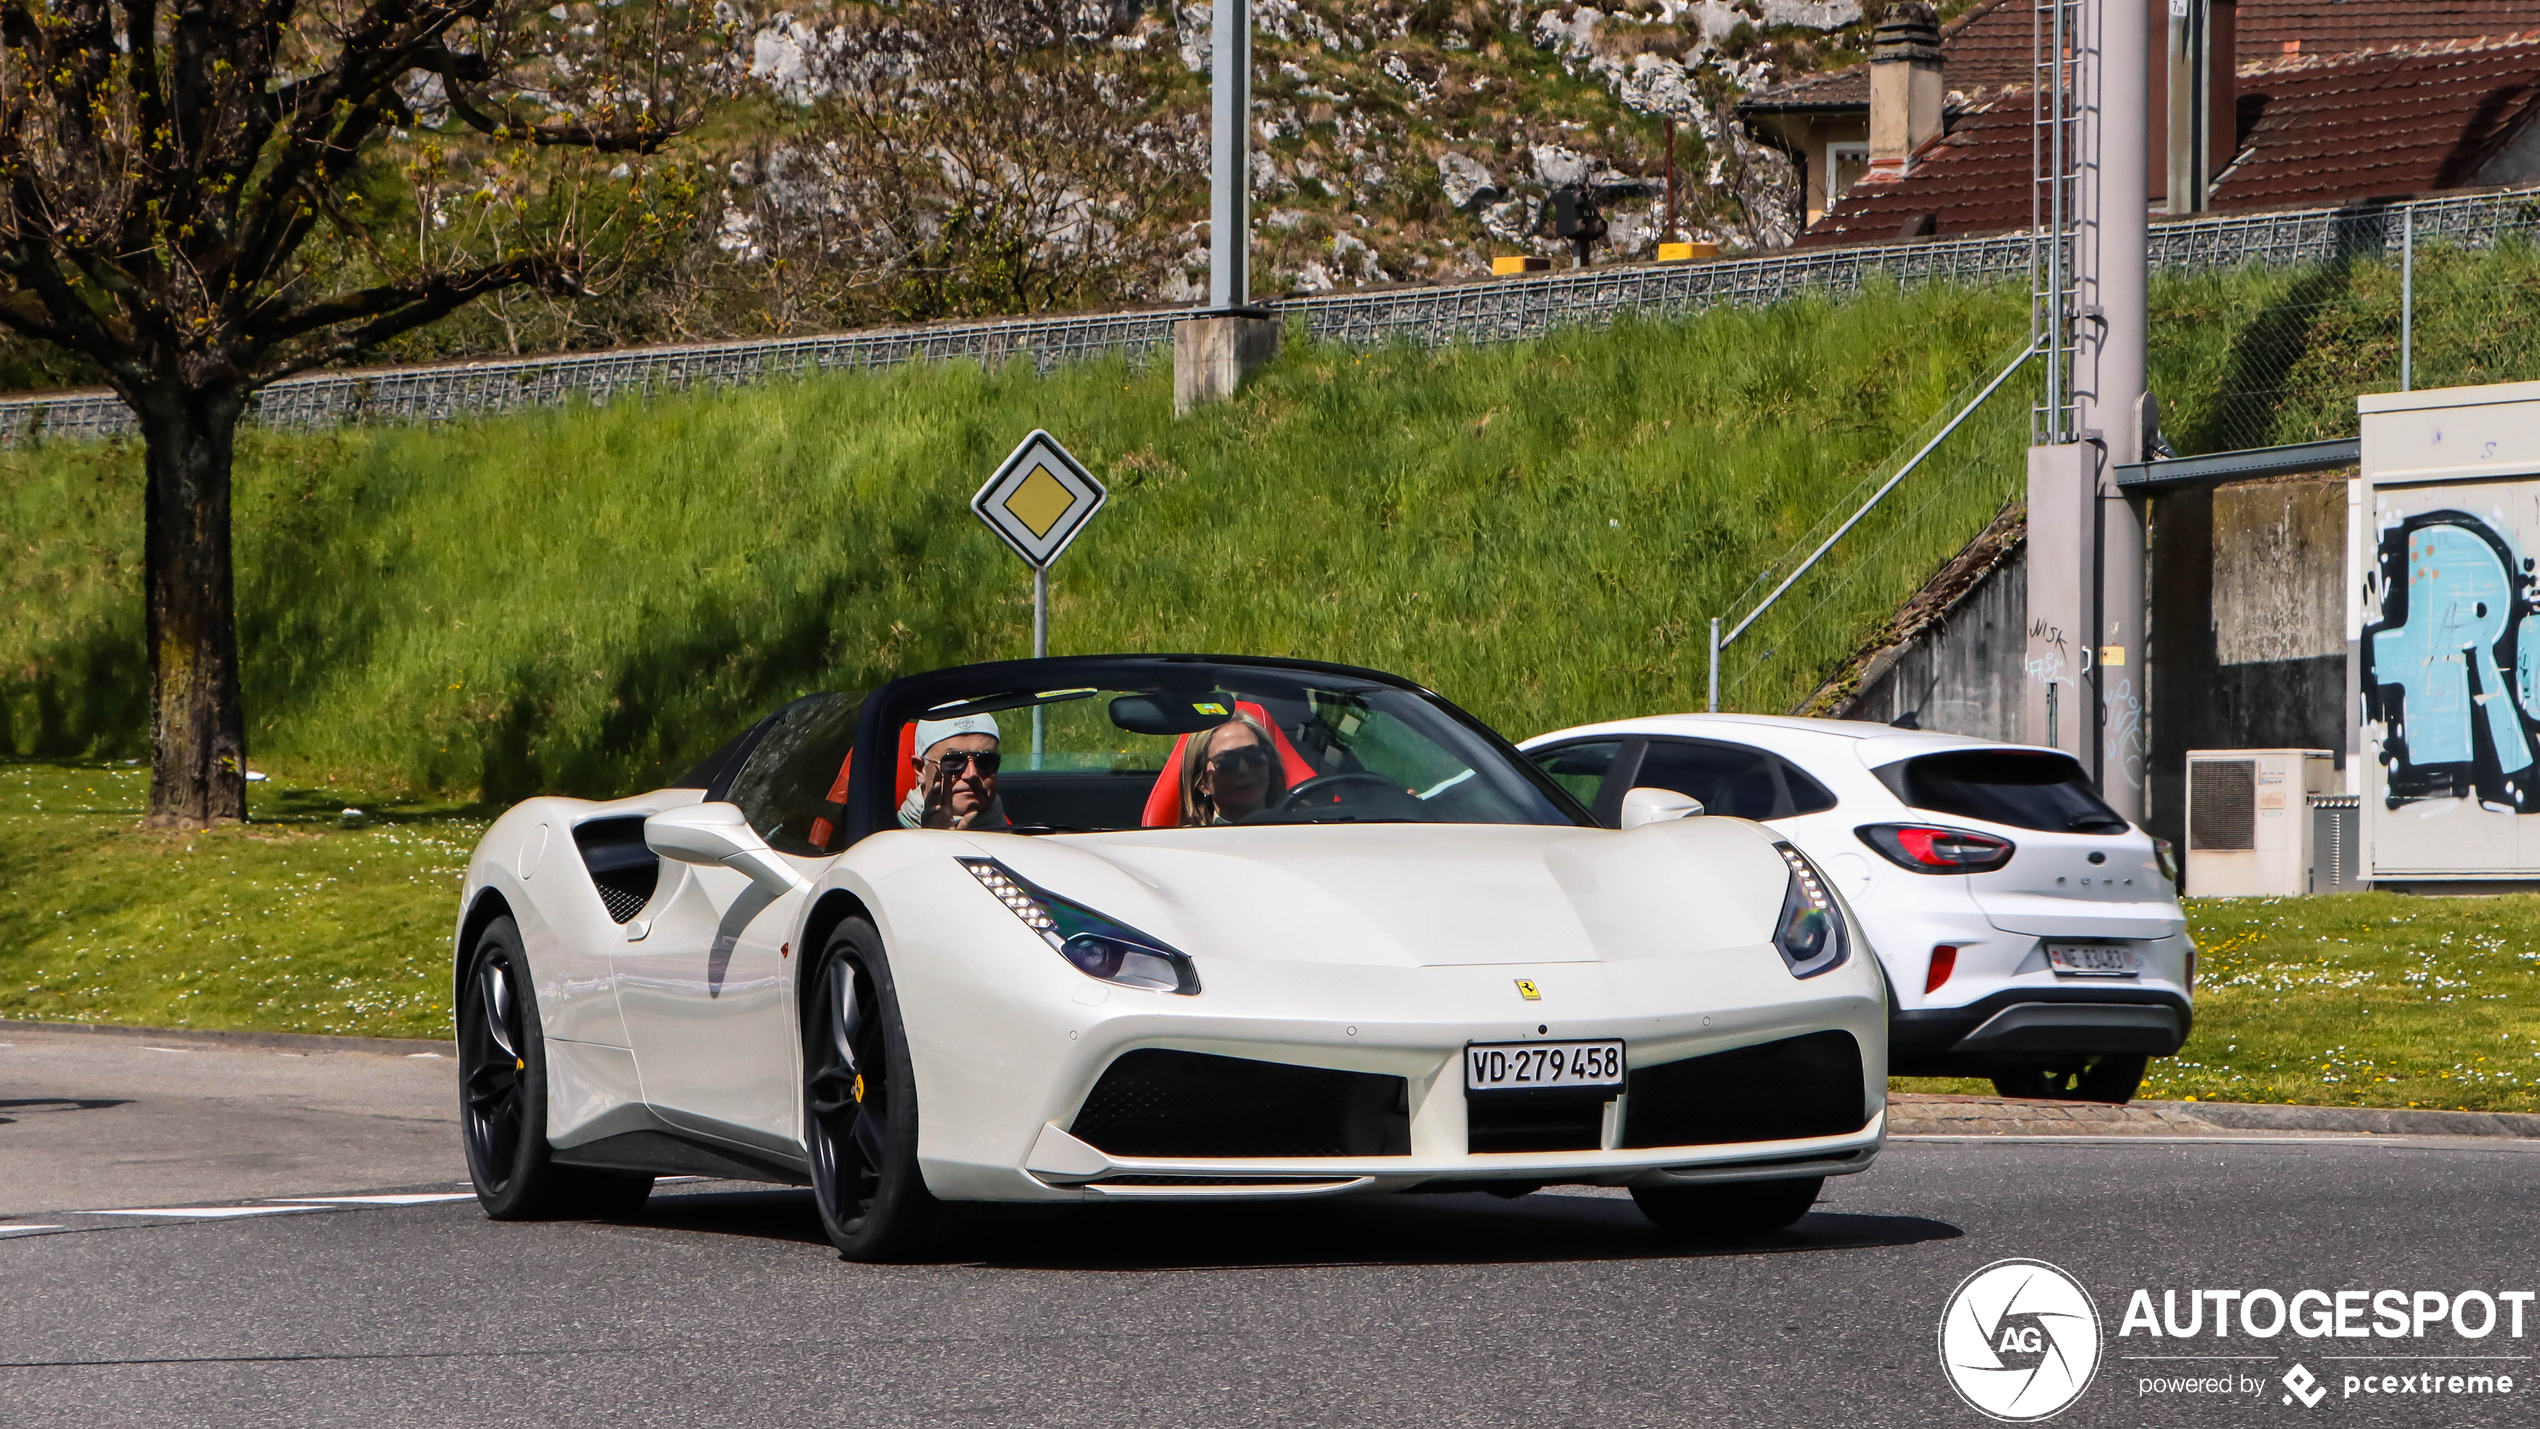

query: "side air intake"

left=572, top=817, right=659, bottom=924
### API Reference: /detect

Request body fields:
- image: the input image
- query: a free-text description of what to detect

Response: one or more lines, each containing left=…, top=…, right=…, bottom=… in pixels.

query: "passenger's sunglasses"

left=1206, top=745, right=1273, bottom=777
left=926, top=750, right=1001, bottom=777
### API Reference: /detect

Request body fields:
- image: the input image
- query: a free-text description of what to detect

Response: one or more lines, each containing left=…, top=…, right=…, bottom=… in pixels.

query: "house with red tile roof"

left=1737, top=0, right=2540, bottom=247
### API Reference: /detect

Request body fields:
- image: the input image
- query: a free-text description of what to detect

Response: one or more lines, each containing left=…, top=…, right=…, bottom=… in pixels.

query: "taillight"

left=2154, top=836, right=2181, bottom=888
left=1925, top=944, right=1959, bottom=993
left=1855, top=823, right=2016, bottom=874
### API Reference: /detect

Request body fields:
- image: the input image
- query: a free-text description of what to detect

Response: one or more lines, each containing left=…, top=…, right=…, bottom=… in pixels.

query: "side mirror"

left=644, top=802, right=807, bottom=898
left=1619, top=786, right=1703, bottom=830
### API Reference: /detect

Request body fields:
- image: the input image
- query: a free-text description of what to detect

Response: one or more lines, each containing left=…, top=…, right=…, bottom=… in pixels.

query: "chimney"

left=1864, top=2, right=1943, bottom=186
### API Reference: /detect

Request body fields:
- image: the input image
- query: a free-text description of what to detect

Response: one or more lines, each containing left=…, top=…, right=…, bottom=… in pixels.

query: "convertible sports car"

left=454, top=655, right=1888, bottom=1260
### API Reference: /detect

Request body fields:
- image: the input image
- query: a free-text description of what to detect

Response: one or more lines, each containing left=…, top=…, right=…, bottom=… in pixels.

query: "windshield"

left=886, top=664, right=1588, bottom=834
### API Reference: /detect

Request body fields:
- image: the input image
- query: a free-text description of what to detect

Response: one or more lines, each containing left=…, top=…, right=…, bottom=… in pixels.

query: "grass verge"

left=11, top=758, right=2540, bottom=1106
left=0, top=759, right=478, bottom=1039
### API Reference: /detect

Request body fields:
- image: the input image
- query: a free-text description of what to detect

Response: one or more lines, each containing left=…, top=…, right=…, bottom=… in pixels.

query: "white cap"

left=914, top=711, right=1000, bottom=757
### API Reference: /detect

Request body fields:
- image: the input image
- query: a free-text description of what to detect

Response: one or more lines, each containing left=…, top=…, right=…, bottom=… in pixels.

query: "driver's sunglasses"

left=927, top=750, right=1001, bottom=777
left=1207, top=745, right=1273, bottom=776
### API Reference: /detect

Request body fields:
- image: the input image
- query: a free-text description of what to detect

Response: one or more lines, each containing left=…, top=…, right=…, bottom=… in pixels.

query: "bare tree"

left=0, top=0, right=711, bottom=824
left=725, top=0, right=1201, bottom=325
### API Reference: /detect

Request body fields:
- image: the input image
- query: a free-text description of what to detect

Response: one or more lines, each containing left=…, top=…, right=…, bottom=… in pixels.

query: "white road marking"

left=141, top=1046, right=192, bottom=1054
left=267, top=1193, right=477, bottom=1206
left=0, top=1225, right=64, bottom=1236
left=92, top=1206, right=330, bottom=1219
left=404, top=1052, right=448, bottom=1060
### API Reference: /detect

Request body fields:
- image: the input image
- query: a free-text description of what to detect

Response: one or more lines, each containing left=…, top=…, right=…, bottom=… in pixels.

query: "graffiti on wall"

left=2361, top=510, right=2540, bottom=810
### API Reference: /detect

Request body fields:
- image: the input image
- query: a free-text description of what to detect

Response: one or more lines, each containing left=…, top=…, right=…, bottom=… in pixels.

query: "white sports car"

left=454, top=655, right=1888, bottom=1260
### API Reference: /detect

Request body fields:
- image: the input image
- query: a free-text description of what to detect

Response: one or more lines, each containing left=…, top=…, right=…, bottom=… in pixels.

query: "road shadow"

left=0, top=1097, right=131, bottom=1125
left=616, top=1183, right=1961, bottom=1270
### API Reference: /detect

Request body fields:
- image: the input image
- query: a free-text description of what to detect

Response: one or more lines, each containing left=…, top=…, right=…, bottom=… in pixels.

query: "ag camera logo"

left=1940, top=1259, right=2105, bottom=1421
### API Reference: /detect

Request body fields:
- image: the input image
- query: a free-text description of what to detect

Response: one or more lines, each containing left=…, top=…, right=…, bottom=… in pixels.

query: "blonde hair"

left=1178, top=713, right=1281, bottom=826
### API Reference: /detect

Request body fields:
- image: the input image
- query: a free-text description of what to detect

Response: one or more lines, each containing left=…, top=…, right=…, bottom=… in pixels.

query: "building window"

left=1827, top=143, right=1870, bottom=211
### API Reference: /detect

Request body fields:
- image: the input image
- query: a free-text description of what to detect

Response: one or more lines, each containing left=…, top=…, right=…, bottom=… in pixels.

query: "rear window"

left=1874, top=750, right=2127, bottom=834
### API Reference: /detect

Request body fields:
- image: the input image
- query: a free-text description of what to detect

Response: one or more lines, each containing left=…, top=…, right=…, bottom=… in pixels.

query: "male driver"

left=900, top=712, right=1012, bottom=830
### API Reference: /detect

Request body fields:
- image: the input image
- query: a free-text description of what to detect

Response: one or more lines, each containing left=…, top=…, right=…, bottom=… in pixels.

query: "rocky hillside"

left=0, top=0, right=1914, bottom=388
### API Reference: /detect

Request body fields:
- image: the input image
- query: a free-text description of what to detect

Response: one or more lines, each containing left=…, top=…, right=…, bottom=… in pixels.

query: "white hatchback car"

left=1518, top=715, right=2193, bottom=1103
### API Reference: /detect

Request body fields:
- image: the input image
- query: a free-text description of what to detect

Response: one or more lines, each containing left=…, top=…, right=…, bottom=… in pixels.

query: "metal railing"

left=2, top=185, right=2534, bottom=444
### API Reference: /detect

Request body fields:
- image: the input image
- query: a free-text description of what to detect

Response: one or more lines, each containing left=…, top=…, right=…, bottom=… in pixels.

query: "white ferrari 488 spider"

left=454, top=655, right=1888, bottom=1259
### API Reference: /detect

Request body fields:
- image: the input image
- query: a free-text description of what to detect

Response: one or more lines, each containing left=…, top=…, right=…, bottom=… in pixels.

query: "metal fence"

left=2153, top=189, right=2540, bottom=456
left=5, top=186, right=2536, bottom=445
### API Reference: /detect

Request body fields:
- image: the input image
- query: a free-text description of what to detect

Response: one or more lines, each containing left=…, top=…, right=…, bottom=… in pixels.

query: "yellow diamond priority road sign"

left=972, top=430, right=1107, bottom=570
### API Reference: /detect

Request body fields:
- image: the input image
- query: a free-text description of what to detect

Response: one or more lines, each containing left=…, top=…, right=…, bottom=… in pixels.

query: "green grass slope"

left=2, top=280, right=2035, bottom=799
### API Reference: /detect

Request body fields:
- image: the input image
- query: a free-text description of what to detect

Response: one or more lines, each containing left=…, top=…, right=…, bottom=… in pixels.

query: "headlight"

left=1771, top=841, right=1850, bottom=978
left=959, top=858, right=1201, bottom=995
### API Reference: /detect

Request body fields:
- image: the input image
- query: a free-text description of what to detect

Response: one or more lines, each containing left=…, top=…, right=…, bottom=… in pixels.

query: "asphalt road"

left=0, top=1026, right=455, bottom=1215
left=6, top=1032, right=2538, bottom=1428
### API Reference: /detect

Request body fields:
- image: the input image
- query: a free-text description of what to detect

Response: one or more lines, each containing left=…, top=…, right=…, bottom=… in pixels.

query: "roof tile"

left=1794, top=93, right=2038, bottom=247
left=2214, top=38, right=2540, bottom=209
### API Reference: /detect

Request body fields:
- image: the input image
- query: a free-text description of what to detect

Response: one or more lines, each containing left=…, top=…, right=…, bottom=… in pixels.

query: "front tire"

left=1991, top=1054, right=2148, bottom=1104
left=460, top=915, right=653, bottom=1220
left=1631, top=1176, right=1823, bottom=1237
left=804, top=918, right=938, bottom=1262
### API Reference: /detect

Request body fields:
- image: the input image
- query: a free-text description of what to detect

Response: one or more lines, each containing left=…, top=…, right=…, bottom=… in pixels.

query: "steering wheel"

left=1269, top=771, right=1430, bottom=821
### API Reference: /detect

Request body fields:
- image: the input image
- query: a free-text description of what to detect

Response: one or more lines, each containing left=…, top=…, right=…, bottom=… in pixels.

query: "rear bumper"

left=1889, top=986, right=2192, bottom=1075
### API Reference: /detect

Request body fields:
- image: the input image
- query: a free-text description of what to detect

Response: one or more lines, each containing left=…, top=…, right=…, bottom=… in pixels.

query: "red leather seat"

left=1139, top=701, right=1319, bottom=827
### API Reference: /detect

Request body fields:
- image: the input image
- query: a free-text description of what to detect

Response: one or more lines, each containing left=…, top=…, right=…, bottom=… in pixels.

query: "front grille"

left=1466, top=1094, right=1605, bottom=1153
left=1069, top=1050, right=1410, bottom=1159
left=1621, top=1031, right=1869, bottom=1149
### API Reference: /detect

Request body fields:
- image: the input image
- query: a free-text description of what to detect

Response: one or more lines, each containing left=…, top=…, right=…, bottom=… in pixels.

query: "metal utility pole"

left=1665, top=118, right=1679, bottom=242
left=1208, top=0, right=1252, bottom=312
left=1175, top=0, right=1279, bottom=414
left=2027, top=0, right=2150, bottom=820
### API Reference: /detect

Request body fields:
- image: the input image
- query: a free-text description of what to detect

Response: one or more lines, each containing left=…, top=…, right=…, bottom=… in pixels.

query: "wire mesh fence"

left=3, top=185, right=2535, bottom=446
left=2153, top=190, right=2540, bottom=456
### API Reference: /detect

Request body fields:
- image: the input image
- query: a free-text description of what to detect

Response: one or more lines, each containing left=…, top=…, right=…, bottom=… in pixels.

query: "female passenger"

left=1177, top=713, right=1289, bottom=825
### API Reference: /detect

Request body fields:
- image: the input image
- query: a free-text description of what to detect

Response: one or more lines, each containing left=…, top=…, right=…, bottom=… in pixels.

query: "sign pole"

left=1032, top=566, right=1049, bottom=766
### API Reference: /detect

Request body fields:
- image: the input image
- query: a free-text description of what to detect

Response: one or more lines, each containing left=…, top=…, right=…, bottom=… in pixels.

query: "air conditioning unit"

left=2185, top=749, right=2337, bottom=896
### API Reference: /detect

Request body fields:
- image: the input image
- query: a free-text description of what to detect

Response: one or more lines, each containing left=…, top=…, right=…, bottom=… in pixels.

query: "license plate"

left=1464, top=1040, right=1625, bottom=1093
left=2045, top=941, right=2139, bottom=977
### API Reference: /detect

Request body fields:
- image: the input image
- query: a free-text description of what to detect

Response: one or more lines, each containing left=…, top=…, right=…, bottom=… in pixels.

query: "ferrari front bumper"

left=1022, top=1113, right=1885, bottom=1198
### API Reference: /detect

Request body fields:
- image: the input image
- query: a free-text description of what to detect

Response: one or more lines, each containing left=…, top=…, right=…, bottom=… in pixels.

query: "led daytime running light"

left=1778, top=842, right=1833, bottom=914
left=963, top=860, right=1060, bottom=944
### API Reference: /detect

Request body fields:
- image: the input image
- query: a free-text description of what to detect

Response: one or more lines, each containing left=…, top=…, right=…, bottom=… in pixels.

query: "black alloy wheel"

left=804, top=918, right=937, bottom=1262
left=459, top=915, right=652, bottom=1219
left=1991, top=1053, right=2149, bottom=1104
left=1631, top=1175, right=1824, bottom=1238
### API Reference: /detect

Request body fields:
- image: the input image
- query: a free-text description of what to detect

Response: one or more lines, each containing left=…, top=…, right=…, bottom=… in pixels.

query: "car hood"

left=970, top=820, right=1795, bottom=969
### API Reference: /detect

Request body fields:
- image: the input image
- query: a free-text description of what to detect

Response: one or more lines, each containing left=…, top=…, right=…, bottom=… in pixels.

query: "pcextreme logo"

left=1939, top=1259, right=2105, bottom=1422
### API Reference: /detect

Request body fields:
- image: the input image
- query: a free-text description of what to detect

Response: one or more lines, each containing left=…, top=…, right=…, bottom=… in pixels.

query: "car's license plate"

left=2045, top=941, right=2139, bottom=977
left=1464, top=1040, right=1625, bottom=1093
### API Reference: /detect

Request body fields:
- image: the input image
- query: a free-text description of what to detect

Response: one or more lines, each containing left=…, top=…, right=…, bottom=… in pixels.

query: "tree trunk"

left=136, top=384, right=250, bottom=828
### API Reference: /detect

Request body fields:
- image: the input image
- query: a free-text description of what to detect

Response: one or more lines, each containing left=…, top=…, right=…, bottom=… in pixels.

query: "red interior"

left=1139, top=701, right=1318, bottom=828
